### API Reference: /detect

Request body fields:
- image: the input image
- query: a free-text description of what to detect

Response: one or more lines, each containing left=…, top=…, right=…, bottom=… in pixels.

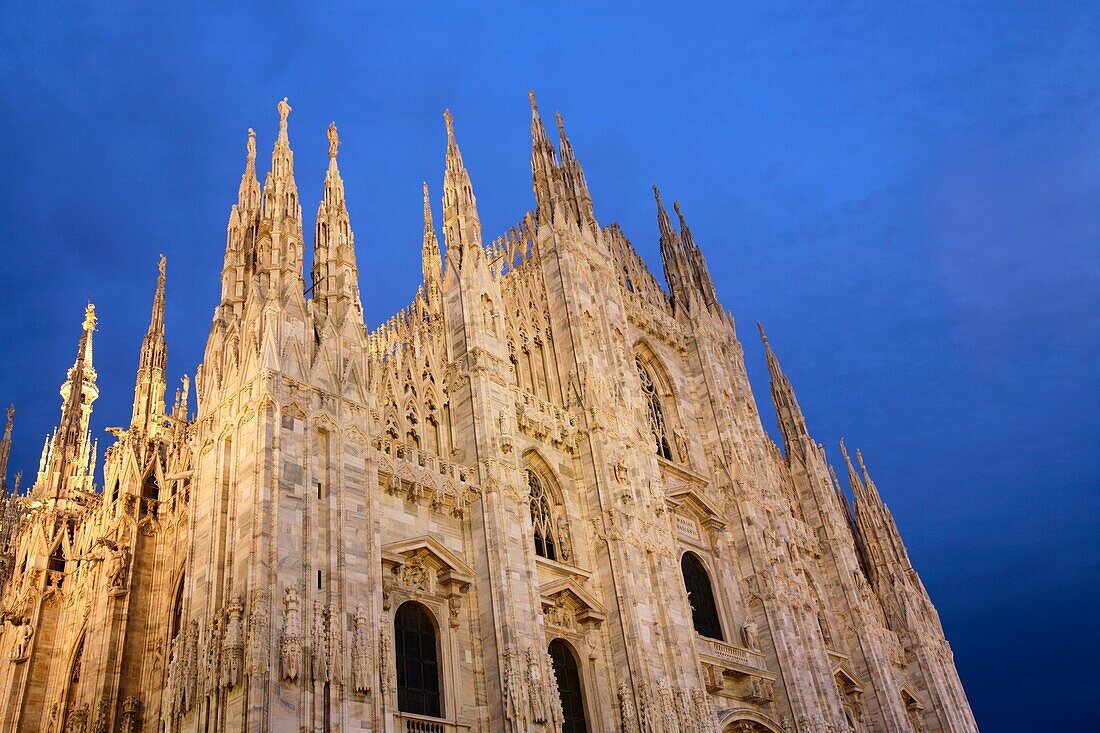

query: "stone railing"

left=394, top=713, right=470, bottom=733
left=696, top=635, right=768, bottom=673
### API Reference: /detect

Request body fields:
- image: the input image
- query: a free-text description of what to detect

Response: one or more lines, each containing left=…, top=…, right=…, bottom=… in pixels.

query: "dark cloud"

left=1, top=3, right=1097, bottom=728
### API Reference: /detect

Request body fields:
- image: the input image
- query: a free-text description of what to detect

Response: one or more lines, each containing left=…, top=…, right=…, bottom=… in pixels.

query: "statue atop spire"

left=0, top=404, right=13, bottom=496
left=327, top=122, right=340, bottom=159
left=277, top=97, right=292, bottom=139
left=312, top=119, right=361, bottom=326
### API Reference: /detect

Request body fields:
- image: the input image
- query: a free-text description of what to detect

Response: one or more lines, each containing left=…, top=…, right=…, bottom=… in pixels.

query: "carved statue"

left=281, top=586, right=302, bottom=681
left=545, top=651, right=564, bottom=730
left=818, top=609, right=833, bottom=647
left=12, top=621, right=32, bottom=660
left=106, top=544, right=131, bottom=593
left=741, top=619, right=760, bottom=650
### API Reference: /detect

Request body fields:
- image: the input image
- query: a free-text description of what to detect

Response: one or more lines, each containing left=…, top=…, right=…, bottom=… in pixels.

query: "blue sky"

left=1, top=3, right=1097, bottom=729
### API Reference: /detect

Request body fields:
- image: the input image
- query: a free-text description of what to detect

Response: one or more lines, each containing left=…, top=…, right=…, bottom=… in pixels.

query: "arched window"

left=395, top=603, right=441, bottom=718
left=681, top=552, right=723, bottom=640
left=636, top=359, right=673, bottom=460
left=528, top=470, right=558, bottom=561
left=549, top=639, right=588, bottom=733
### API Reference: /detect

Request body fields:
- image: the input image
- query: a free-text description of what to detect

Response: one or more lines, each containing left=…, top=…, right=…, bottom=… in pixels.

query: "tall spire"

left=221, top=128, right=262, bottom=316
left=758, top=323, right=811, bottom=462
left=311, top=121, right=363, bottom=326
left=0, top=404, right=13, bottom=495
left=555, top=111, right=594, bottom=226
left=258, top=98, right=304, bottom=288
left=131, top=255, right=169, bottom=434
left=35, top=303, right=99, bottom=500
left=654, top=185, right=691, bottom=312
left=422, top=181, right=443, bottom=307
left=673, top=199, right=719, bottom=311
left=441, top=109, right=483, bottom=268
left=529, top=91, right=559, bottom=224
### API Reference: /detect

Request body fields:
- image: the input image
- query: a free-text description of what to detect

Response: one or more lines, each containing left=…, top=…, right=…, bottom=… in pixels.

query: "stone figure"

left=12, top=621, right=32, bottom=660
left=741, top=619, right=760, bottom=650
left=106, top=544, right=131, bottom=593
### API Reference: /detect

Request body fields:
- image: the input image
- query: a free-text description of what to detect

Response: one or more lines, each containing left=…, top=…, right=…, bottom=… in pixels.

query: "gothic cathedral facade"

left=0, top=96, right=978, bottom=733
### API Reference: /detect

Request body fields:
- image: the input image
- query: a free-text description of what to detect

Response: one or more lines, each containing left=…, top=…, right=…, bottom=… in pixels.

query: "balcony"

left=393, top=713, right=470, bottom=733
left=695, top=635, right=769, bottom=675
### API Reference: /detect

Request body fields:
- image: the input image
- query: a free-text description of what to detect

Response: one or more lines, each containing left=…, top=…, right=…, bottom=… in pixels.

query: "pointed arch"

left=523, top=450, right=573, bottom=564
left=633, top=341, right=685, bottom=463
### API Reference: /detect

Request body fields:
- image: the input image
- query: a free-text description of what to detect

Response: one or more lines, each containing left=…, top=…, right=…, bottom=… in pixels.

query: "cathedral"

left=0, top=94, right=979, bottom=733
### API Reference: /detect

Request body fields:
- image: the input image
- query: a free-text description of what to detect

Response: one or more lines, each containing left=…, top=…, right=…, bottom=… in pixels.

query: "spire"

left=259, top=97, right=304, bottom=287
left=654, top=185, right=691, bottom=312
left=422, top=181, right=443, bottom=307
left=758, top=323, right=811, bottom=462
left=131, top=255, right=169, bottom=434
left=0, top=404, right=13, bottom=495
left=36, top=303, right=99, bottom=500
left=311, top=121, right=363, bottom=326
left=673, top=199, right=719, bottom=310
left=441, top=109, right=483, bottom=267
left=529, top=90, right=559, bottom=224
left=221, top=128, right=262, bottom=315
left=555, top=111, right=594, bottom=226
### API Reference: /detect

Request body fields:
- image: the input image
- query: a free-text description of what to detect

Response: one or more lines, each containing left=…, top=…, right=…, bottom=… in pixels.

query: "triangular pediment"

left=382, top=535, right=474, bottom=589
left=540, top=577, right=607, bottom=625
left=666, top=485, right=726, bottom=530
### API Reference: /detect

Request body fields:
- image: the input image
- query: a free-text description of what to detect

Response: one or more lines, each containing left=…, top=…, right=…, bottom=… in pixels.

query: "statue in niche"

left=106, top=544, right=131, bottom=594
left=12, top=621, right=32, bottom=660
left=741, top=619, right=760, bottom=651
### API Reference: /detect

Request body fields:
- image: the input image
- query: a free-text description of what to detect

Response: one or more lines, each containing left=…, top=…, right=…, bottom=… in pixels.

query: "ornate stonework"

left=0, top=95, right=978, bottom=732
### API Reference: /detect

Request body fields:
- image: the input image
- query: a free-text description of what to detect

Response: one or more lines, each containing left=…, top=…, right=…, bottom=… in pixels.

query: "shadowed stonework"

left=0, top=96, right=977, bottom=733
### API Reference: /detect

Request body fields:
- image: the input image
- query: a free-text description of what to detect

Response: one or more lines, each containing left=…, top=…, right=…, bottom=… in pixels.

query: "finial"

left=443, top=109, right=455, bottom=139
left=422, top=180, right=430, bottom=204
left=528, top=90, right=538, bottom=112
left=158, top=254, right=167, bottom=281
left=555, top=111, right=565, bottom=134
left=673, top=199, right=685, bottom=221
left=652, top=184, right=663, bottom=204
left=246, top=128, right=256, bottom=162
left=327, top=122, right=340, bottom=159
left=757, top=321, right=769, bottom=343
left=83, top=302, right=97, bottom=332
left=6, top=403, right=13, bottom=424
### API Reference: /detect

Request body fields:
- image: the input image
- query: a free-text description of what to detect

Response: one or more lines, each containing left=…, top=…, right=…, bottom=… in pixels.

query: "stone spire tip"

left=327, top=122, right=339, bottom=159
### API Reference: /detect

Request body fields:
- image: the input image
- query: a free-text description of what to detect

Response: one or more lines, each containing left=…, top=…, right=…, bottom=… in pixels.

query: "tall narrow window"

left=637, top=359, right=672, bottom=460
left=395, top=603, right=441, bottom=718
left=549, top=639, right=588, bottom=733
left=528, top=470, right=557, bottom=561
left=681, top=552, right=723, bottom=640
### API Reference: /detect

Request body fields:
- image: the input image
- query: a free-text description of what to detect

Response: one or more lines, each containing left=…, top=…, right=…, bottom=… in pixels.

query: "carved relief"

left=246, top=588, right=269, bottom=674
left=221, top=594, right=244, bottom=688
left=618, top=681, right=639, bottom=733
left=311, top=600, right=328, bottom=683
left=280, top=585, right=302, bottom=681
left=351, top=604, right=371, bottom=694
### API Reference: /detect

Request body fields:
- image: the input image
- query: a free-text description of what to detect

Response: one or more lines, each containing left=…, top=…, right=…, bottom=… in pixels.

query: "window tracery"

left=529, top=470, right=559, bottom=561
left=637, top=358, right=673, bottom=460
